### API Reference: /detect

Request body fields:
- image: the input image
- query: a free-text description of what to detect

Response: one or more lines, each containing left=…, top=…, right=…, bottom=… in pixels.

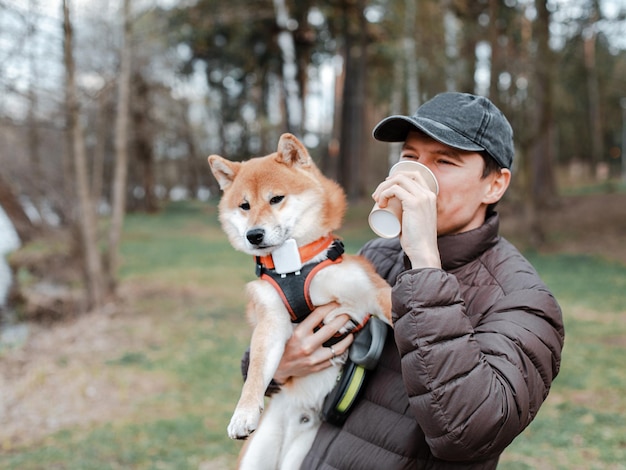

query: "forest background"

left=1, top=0, right=625, bottom=306
left=0, top=0, right=625, bottom=469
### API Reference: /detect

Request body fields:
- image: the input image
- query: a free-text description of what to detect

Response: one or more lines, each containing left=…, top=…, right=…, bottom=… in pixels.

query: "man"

left=273, top=92, right=565, bottom=469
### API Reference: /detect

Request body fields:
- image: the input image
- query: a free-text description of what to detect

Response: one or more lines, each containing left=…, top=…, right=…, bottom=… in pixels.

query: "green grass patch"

left=526, top=252, right=626, bottom=314
left=501, top=252, right=626, bottom=468
left=1, top=417, right=235, bottom=470
left=1, top=199, right=625, bottom=469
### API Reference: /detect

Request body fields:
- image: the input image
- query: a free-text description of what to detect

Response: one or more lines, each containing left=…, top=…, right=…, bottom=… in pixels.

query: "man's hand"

left=273, top=302, right=354, bottom=384
left=372, top=171, right=441, bottom=269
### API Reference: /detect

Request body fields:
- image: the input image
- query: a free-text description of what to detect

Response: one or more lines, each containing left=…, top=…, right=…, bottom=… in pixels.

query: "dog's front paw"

left=227, top=405, right=263, bottom=439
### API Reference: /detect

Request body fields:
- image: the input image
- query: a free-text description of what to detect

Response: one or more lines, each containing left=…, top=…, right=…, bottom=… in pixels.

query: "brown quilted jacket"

left=301, top=213, right=564, bottom=469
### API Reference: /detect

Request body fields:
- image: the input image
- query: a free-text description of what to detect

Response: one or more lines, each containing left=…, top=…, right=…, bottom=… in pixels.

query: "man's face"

left=400, top=131, right=509, bottom=235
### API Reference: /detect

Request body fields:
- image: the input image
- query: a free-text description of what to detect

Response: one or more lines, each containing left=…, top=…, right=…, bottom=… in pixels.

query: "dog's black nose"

left=246, top=228, right=265, bottom=245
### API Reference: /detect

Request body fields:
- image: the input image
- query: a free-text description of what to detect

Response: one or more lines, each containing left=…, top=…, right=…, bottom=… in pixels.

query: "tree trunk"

left=131, top=72, right=158, bottom=213
left=530, top=0, right=557, bottom=205
left=488, top=0, right=501, bottom=107
left=273, top=0, right=303, bottom=136
left=403, top=0, right=420, bottom=113
left=63, top=0, right=105, bottom=310
left=92, top=83, right=112, bottom=213
left=338, top=0, right=367, bottom=199
left=451, top=0, right=488, bottom=94
left=583, top=5, right=603, bottom=174
left=0, top=175, right=35, bottom=243
left=388, top=55, right=403, bottom=169
left=107, top=0, right=132, bottom=293
left=181, top=100, right=201, bottom=199
left=521, top=0, right=558, bottom=246
left=515, top=7, right=540, bottom=246
left=27, top=6, right=45, bottom=223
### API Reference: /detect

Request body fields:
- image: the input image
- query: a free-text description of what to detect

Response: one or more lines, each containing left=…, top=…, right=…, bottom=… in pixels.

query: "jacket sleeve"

left=392, top=266, right=564, bottom=461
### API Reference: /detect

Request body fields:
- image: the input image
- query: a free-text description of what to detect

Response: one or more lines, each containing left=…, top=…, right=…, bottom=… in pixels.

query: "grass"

left=500, top=251, right=626, bottom=469
left=1, top=199, right=625, bottom=469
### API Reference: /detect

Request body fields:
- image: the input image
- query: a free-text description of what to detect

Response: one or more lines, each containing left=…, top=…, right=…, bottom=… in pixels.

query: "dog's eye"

left=269, top=195, right=284, bottom=205
left=239, top=201, right=250, bottom=211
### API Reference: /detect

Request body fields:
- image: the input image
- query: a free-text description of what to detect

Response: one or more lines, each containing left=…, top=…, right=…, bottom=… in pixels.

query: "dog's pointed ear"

left=208, top=155, right=240, bottom=190
left=276, top=133, right=311, bottom=168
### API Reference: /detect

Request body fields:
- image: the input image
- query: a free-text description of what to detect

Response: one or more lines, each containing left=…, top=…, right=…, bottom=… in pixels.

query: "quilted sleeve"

left=392, top=266, right=564, bottom=461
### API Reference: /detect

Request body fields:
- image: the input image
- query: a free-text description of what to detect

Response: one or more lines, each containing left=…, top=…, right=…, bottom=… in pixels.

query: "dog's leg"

left=239, top=387, right=322, bottom=470
left=228, top=283, right=293, bottom=440
left=280, top=425, right=320, bottom=470
left=278, top=364, right=340, bottom=468
left=237, top=400, right=284, bottom=470
left=227, top=317, right=290, bottom=439
left=279, top=404, right=322, bottom=470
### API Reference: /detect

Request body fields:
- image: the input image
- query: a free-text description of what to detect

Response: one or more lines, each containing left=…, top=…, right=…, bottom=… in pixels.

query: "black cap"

left=372, top=92, right=514, bottom=169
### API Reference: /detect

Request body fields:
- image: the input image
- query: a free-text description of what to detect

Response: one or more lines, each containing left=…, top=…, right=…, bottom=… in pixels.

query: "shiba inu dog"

left=208, top=133, right=392, bottom=469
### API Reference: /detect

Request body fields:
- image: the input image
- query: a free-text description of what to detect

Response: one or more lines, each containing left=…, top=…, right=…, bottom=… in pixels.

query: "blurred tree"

left=523, top=0, right=556, bottom=244
left=25, top=0, right=45, bottom=222
left=402, top=0, right=419, bottom=110
left=92, top=82, right=115, bottom=214
left=0, top=175, right=35, bottom=243
left=273, top=0, right=303, bottom=135
left=448, top=0, right=485, bottom=93
left=178, top=98, right=203, bottom=199
left=552, top=13, right=625, bottom=178
left=63, top=0, right=106, bottom=309
left=583, top=0, right=604, bottom=173
left=169, top=0, right=287, bottom=158
left=1, top=0, right=626, bottom=313
left=107, top=0, right=132, bottom=294
left=336, top=0, right=368, bottom=199
left=531, top=0, right=557, bottom=203
left=129, top=72, right=159, bottom=214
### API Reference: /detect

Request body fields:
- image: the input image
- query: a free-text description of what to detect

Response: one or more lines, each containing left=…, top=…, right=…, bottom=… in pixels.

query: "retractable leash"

left=322, top=316, right=388, bottom=426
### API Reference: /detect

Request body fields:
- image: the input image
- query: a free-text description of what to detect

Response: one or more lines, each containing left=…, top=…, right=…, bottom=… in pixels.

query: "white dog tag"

left=272, top=239, right=303, bottom=274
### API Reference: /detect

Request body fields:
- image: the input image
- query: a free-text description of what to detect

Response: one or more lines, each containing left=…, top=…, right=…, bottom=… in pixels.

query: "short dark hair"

left=480, top=151, right=503, bottom=179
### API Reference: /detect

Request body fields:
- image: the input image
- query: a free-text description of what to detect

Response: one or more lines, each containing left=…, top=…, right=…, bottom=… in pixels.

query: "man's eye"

left=240, top=202, right=250, bottom=211
left=270, top=195, right=285, bottom=205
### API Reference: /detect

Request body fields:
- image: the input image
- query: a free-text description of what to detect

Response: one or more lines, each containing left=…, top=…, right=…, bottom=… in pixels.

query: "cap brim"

left=372, top=115, right=485, bottom=153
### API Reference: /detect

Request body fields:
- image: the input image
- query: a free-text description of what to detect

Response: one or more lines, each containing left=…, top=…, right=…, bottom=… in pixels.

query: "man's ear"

left=483, top=168, right=511, bottom=205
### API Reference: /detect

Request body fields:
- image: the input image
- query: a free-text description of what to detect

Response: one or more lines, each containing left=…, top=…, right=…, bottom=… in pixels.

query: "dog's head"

left=208, top=133, right=346, bottom=256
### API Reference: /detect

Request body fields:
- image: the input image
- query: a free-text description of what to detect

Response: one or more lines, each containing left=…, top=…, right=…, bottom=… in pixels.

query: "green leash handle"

left=322, top=316, right=389, bottom=425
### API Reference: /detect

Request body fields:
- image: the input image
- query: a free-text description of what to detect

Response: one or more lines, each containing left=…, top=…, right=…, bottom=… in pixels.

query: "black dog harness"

left=255, top=235, right=369, bottom=346
left=255, top=235, right=388, bottom=425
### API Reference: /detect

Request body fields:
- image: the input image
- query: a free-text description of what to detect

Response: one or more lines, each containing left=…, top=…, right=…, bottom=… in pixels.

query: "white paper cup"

left=368, top=161, right=439, bottom=238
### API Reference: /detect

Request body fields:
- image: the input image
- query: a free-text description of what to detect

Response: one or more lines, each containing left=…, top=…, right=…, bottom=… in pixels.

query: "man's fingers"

left=312, top=313, right=351, bottom=344
left=299, top=302, right=339, bottom=328
left=327, top=332, right=354, bottom=358
left=291, top=302, right=358, bottom=362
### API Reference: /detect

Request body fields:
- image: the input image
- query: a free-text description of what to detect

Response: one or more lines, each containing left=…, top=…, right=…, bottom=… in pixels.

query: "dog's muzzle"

left=246, top=228, right=265, bottom=246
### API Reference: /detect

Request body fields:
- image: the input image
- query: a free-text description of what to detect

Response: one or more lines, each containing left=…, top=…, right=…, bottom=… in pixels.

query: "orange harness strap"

left=257, top=235, right=336, bottom=270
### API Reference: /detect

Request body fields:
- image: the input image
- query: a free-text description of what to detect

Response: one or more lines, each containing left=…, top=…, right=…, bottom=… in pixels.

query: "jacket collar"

left=437, top=212, right=500, bottom=271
